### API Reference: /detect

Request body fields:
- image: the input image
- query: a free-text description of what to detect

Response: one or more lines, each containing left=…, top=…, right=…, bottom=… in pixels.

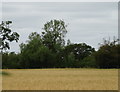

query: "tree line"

left=1, top=20, right=120, bottom=69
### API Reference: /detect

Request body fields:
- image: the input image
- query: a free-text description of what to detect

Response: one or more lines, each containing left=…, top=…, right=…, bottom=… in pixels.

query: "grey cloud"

left=3, top=2, right=117, bottom=12
left=2, top=2, right=118, bottom=52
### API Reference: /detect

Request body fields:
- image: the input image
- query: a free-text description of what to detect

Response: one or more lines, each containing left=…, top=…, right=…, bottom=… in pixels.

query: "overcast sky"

left=2, top=2, right=118, bottom=53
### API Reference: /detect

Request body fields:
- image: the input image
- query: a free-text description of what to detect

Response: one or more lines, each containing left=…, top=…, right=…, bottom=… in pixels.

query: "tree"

left=80, top=54, right=97, bottom=68
left=2, top=52, right=20, bottom=69
left=64, top=43, right=95, bottom=60
left=20, top=32, right=42, bottom=52
left=65, top=52, right=76, bottom=68
left=63, top=43, right=95, bottom=68
left=95, top=38, right=120, bottom=68
left=19, top=19, right=68, bottom=68
left=19, top=32, right=43, bottom=68
left=19, top=32, right=56, bottom=68
left=0, top=21, right=19, bottom=51
left=42, top=19, right=67, bottom=53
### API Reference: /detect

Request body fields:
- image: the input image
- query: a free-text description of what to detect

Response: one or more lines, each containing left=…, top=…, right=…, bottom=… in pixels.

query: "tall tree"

left=42, top=19, right=67, bottom=53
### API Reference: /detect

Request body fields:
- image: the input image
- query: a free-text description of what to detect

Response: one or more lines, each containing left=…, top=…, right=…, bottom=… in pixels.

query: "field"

left=1, top=69, right=118, bottom=90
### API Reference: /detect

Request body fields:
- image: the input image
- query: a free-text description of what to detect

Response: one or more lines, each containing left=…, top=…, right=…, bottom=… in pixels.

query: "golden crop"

left=1, top=69, right=118, bottom=90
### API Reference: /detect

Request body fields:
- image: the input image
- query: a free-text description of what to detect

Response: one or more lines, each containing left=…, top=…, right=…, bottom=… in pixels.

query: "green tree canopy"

left=42, top=19, right=67, bottom=52
left=95, top=38, right=120, bottom=68
left=64, top=43, right=95, bottom=61
left=19, top=32, right=56, bottom=68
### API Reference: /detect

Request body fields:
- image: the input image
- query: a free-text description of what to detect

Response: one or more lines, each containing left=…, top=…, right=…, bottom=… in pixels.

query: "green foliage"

left=58, top=43, right=95, bottom=68
left=19, top=32, right=42, bottom=68
left=95, top=39, right=120, bottom=68
left=2, top=52, right=20, bottom=69
left=35, top=45, right=56, bottom=68
left=19, top=32, right=57, bottom=68
left=2, top=20, right=119, bottom=69
left=0, top=21, right=19, bottom=51
left=65, top=52, right=76, bottom=68
left=19, top=20, right=68, bottom=68
left=80, top=55, right=97, bottom=68
left=64, top=43, right=95, bottom=61
left=42, top=19, right=67, bottom=53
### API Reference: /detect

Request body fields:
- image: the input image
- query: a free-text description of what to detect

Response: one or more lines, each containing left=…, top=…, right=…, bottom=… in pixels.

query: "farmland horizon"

left=0, top=1, right=119, bottom=91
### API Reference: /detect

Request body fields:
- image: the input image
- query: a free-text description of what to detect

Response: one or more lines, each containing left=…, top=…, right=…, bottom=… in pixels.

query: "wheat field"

left=1, top=69, right=118, bottom=90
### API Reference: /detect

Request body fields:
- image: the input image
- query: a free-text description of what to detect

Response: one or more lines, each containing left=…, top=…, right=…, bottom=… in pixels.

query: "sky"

left=2, top=2, right=118, bottom=53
